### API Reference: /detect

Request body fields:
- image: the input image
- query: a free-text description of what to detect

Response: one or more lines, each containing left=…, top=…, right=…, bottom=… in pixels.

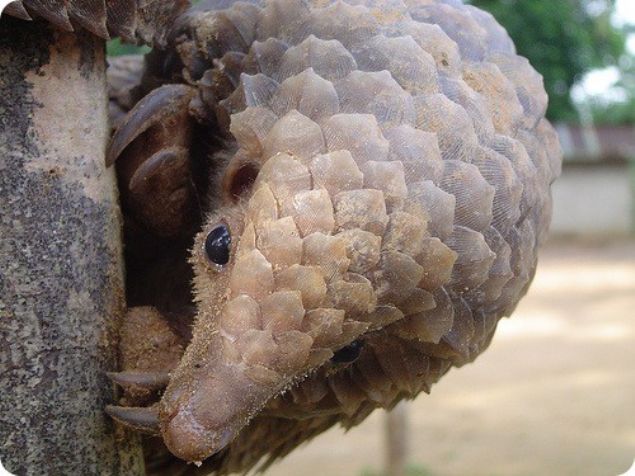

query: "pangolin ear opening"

left=222, top=154, right=260, bottom=202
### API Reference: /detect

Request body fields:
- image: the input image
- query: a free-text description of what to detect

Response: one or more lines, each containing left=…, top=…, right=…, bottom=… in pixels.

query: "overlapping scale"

left=352, top=34, right=439, bottom=94
left=277, top=35, right=358, bottom=82
left=6, top=0, right=189, bottom=45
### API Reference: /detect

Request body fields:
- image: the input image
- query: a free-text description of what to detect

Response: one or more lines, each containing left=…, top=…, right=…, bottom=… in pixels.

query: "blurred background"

left=109, top=1, right=635, bottom=474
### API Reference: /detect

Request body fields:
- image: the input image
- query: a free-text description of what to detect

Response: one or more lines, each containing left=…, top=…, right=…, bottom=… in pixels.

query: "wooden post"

left=385, top=402, right=410, bottom=476
left=0, top=16, right=144, bottom=475
left=629, top=156, right=635, bottom=234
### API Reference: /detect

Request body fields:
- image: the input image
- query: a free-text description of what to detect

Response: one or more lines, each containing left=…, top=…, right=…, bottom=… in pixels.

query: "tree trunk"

left=0, top=17, right=144, bottom=475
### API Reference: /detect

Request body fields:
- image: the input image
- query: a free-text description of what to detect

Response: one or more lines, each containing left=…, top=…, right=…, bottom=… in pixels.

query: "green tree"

left=587, top=50, right=635, bottom=124
left=470, top=0, right=630, bottom=122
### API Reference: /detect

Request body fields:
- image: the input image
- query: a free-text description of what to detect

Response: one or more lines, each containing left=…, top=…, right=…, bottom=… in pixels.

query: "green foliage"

left=470, top=0, right=631, bottom=123
left=588, top=98, right=635, bottom=124
left=106, top=38, right=151, bottom=57
left=589, top=51, right=635, bottom=123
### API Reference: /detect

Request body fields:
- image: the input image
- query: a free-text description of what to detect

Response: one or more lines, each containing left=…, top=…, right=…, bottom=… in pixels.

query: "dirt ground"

left=268, top=239, right=635, bottom=476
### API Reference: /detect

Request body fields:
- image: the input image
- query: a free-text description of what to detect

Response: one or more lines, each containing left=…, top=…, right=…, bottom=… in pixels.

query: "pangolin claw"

left=105, top=405, right=160, bottom=434
left=106, top=84, right=196, bottom=167
left=127, top=147, right=190, bottom=192
left=108, top=83, right=200, bottom=238
left=107, top=371, right=171, bottom=392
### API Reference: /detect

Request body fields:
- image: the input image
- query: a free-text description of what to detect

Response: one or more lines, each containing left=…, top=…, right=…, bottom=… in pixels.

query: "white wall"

left=550, top=164, right=633, bottom=236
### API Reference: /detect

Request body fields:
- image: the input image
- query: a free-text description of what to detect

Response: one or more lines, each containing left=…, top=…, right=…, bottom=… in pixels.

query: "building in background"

left=550, top=124, right=635, bottom=237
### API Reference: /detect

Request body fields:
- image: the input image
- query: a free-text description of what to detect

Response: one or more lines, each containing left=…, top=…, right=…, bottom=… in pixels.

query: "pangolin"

left=7, top=0, right=563, bottom=473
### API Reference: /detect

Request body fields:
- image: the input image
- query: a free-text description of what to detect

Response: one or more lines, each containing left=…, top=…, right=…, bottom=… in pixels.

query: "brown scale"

left=26, top=0, right=562, bottom=473
left=3, top=0, right=189, bottom=46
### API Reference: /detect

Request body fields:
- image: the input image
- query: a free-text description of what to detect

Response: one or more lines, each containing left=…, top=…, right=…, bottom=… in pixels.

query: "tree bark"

left=0, top=17, right=144, bottom=475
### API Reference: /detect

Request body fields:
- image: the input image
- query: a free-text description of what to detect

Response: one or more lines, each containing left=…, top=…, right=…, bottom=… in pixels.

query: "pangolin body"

left=111, top=0, right=560, bottom=472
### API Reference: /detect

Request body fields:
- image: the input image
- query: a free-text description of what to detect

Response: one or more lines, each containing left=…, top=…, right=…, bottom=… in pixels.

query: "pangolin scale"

left=3, top=0, right=189, bottom=46
left=19, top=0, right=563, bottom=473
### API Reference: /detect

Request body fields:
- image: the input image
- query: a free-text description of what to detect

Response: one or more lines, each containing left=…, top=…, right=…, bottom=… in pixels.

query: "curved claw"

left=128, top=146, right=189, bottom=192
left=106, top=405, right=160, bottom=434
left=108, top=83, right=200, bottom=237
left=106, top=84, right=196, bottom=167
left=125, top=145, right=196, bottom=237
left=107, top=371, right=171, bottom=392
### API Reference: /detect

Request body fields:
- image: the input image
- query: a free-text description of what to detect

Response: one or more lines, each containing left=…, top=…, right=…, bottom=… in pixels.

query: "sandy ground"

left=266, top=240, right=635, bottom=476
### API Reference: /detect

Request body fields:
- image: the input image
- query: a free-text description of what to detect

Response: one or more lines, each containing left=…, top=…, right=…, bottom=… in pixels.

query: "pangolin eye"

left=331, top=340, right=364, bottom=364
left=204, top=224, right=232, bottom=267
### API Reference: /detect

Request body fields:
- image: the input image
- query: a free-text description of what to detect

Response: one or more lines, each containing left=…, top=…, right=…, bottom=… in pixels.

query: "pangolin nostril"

left=204, top=224, right=232, bottom=267
left=331, top=340, right=365, bottom=364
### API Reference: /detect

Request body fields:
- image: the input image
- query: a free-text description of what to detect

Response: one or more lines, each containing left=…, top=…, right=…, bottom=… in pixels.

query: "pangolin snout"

left=161, top=406, right=234, bottom=463
left=160, top=360, right=268, bottom=461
